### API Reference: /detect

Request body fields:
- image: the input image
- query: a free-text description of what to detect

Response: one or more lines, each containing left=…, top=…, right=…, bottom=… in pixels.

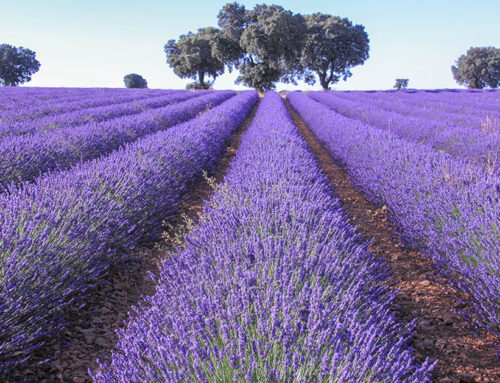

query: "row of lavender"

left=0, top=91, right=233, bottom=189
left=0, top=91, right=202, bottom=138
left=0, top=87, right=168, bottom=112
left=0, top=89, right=178, bottom=123
left=289, top=92, right=500, bottom=335
left=0, top=91, right=258, bottom=373
left=309, top=92, right=500, bottom=174
left=93, top=92, right=435, bottom=382
left=332, top=90, right=500, bottom=131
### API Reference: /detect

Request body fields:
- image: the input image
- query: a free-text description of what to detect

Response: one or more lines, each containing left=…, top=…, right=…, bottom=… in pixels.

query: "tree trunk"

left=198, top=71, right=207, bottom=89
left=318, top=71, right=330, bottom=91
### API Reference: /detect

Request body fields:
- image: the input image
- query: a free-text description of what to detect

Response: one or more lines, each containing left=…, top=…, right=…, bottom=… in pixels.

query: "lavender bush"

left=309, top=91, right=500, bottom=174
left=0, top=90, right=201, bottom=139
left=288, top=91, right=500, bottom=335
left=0, top=90, right=233, bottom=189
left=0, top=91, right=257, bottom=373
left=93, top=92, right=434, bottom=382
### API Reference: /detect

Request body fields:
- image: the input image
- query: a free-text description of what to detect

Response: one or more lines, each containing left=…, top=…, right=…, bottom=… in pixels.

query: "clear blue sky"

left=2, top=0, right=499, bottom=90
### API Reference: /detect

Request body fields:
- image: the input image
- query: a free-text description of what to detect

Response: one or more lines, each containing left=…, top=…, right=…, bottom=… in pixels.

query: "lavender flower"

left=288, top=91, right=500, bottom=335
left=93, top=92, right=434, bottom=382
left=0, top=90, right=258, bottom=373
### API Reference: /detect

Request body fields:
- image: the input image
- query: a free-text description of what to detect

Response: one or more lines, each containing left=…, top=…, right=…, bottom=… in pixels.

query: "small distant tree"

left=0, top=44, right=41, bottom=86
left=452, top=47, right=500, bottom=89
left=165, top=27, right=225, bottom=89
left=394, top=78, right=409, bottom=90
left=124, top=73, right=148, bottom=88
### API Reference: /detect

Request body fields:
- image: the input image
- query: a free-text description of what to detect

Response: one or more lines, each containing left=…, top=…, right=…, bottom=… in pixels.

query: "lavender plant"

left=288, top=91, right=500, bottom=335
left=0, top=91, right=258, bottom=373
left=93, top=92, right=434, bottom=382
left=0, top=90, right=234, bottom=189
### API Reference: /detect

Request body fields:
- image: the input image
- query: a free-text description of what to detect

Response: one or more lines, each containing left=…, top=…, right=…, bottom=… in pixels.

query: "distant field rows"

left=332, top=90, right=500, bottom=125
left=309, top=91, right=500, bottom=173
left=0, top=87, right=169, bottom=111
left=0, top=90, right=175, bottom=123
left=0, top=91, right=203, bottom=138
left=0, top=91, right=235, bottom=190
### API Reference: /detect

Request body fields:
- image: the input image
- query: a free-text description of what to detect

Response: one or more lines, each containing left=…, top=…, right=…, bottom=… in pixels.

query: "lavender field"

left=0, top=87, right=498, bottom=382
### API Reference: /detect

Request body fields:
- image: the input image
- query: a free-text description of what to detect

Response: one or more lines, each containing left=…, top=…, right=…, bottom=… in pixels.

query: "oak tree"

left=299, top=13, right=369, bottom=90
left=0, top=44, right=41, bottom=86
left=165, top=27, right=225, bottom=89
left=124, top=73, right=148, bottom=88
left=452, top=47, right=500, bottom=89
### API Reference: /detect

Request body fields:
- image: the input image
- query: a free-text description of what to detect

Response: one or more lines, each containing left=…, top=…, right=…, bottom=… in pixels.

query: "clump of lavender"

left=0, top=90, right=232, bottom=188
left=93, top=92, right=434, bottom=382
left=0, top=91, right=257, bottom=373
left=288, top=91, right=500, bottom=336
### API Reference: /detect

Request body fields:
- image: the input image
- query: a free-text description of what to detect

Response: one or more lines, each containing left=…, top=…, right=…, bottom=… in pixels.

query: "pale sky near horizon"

left=1, top=0, right=499, bottom=91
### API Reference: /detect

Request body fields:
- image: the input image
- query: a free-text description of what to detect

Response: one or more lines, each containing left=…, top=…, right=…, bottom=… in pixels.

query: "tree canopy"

left=394, top=78, right=409, bottom=90
left=452, top=47, right=500, bottom=89
left=164, top=3, right=370, bottom=91
left=124, top=73, right=148, bottom=88
left=215, top=3, right=369, bottom=91
left=0, top=44, right=41, bottom=86
left=299, top=13, right=369, bottom=90
left=215, top=3, right=306, bottom=91
left=164, top=27, right=225, bottom=90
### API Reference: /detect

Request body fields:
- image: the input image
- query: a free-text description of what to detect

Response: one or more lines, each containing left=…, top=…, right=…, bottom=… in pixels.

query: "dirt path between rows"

left=8, top=100, right=260, bottom=383
left=285, top=98, right=499, bottom=383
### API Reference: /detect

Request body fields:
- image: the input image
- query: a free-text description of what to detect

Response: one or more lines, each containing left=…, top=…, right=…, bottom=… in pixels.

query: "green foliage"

left=185, top=81, right=213, bottom=90
left=451, top=47, right=500, bottom=89
left=165, top=27, right=225, bottom=89
left=123, top=73, right=148, bottom=88
left=215, top=3, right=369, bottom=91
left=235, top=61, right=281, bottom=91
left=165, top=3, right=370, bottom=91
left=214, top=2, right=247, bottom=70
left=0, top=44, right=41, bottom=86
left=299, top=13, right=369, bottom=90
left=393, top=78, right=409, bottom=90
left=216, top=3, right=306, bottom=92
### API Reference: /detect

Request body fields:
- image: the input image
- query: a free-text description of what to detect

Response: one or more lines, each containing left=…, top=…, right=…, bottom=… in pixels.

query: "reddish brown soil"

left=285, top=99, right=500, bottom=383
left=7, top=101, right=260, bottom=383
